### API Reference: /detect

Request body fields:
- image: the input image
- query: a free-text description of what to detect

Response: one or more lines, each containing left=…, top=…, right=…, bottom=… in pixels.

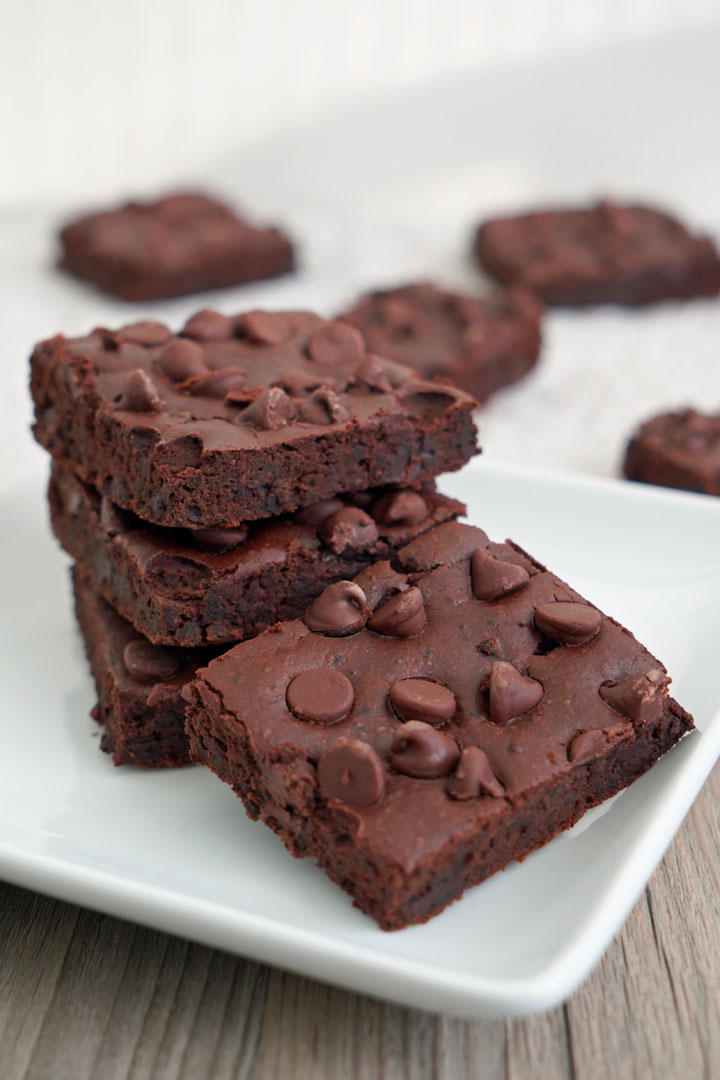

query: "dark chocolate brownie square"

left=72, top=561, right=222, bottom=767
left=51, top=462, right=464, bottom=646
left=184, top=521, right=693, bottom=930
left=338, top=283, right=542, bottom=403
left=31, top=310, right=478, bottom=529
left=474, top=200, right=720, bottom=306
left=59, top=192, right=295, bottom=301
left=623, top=408, right=720, bottom=495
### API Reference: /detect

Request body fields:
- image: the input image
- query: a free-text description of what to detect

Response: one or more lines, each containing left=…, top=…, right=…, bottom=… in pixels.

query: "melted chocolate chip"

left=115, top=369, right=163, bottom=413
left=308, top=321, right=365, bottom=365
left=274, top=371, right=337, bottom=397
left=446, top=746, right=505, bottom=800
left=118, top=321, right=172, bottom=347
left=371, top=490, right=428, bottom=527
left=534, top=602, right=602, bottom=646
left=294, top=497, right=345, bottom=526
left=354, top=354, right=412, bottom=392
left=297, top=387, right=350, bottom=425
left=304, top=581, right=368, bottom=636
left=568, top=729, right=612, bottom=765
left=286, top=669, right=354, bottom=724
left=471, top=547, right=530, bottom=601
left=238, top=310, right=292, bottom=345
left=368, top=586, right=425, bottom=637
left=389, top=678, right=456, bottom=726
left=488, top=661, right=543, bottom=724
left=122, top=639, right=181, bottom=681
left=353, top=562, right=408, bottom=611
left=182, top=309, right=233, bottom=342
left=317, top=738, right=385, bottom=806
left=239, top=387, right=295, bottom=430
left=189, top=525, right=249, bottom=552
left=390, top=721, right=460, bottom=779
left=155, top=339, right=207, bottom=381
left=599, top=668, right=669, bottom=721
left=318, top=507, right=379, bottom=554
left=180, top=368, right=247, bottom=398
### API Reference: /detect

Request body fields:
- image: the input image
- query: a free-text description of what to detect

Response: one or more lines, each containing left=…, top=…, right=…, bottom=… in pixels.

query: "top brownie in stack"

left=30, top=310, right=478, bottom=529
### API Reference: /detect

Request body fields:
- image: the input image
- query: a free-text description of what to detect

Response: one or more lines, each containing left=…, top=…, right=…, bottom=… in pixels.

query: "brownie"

left=184, top=521, right=693, bottom=931
left=623, top=408, right=720, bottom=495
left=72, top=561, right=222, bottom=767
left=50, top=462, right=465, bottom=646
left=30, top=310, right=478, bottom=529
left=58, top=192, right=295, bottom=301
left=338, top=283, right=543, bottom=403
left=474, top=200, right=720, bottom=306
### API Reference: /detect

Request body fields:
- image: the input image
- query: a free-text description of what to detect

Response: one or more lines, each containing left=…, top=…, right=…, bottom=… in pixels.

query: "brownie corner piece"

left=58, top=191, right=295, bottom=300
left=623, top=408, right=720, bottom=496
left=30, top=309, right=479, bottom=529
left=184, top=520, right=693, bottom=930
left=474, top=200, right=720, bottom=306
left=338, top=281, right=543, bottom=404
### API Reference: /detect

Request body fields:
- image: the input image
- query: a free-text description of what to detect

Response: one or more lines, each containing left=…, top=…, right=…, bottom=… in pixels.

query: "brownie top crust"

left=37, top=309, right=476, bottom=455
left=186, top=521, right=688, bottom=873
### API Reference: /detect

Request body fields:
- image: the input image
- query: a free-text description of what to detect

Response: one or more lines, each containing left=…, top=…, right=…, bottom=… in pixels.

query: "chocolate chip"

left=238, top=387, right=295, bottom=430
left=568, top=729, right=612, bottom=765
left=304, top=581, right=368, bottom=636
left=318, top=507, right=379, bottom=554
left=297, top=387, right=350, bottom=425
left=447, top=746, right=505, bottom=800
left=155, top=340, right=208, bottom=382
left=471, top=547, right=530, bottom=601
left=369, top=586, right=425, bottom=637
left=488, top=661, right=543, bottom=724
left=238, top=310, right=292, bottom=345
left=182, top=309, right=233, bottom=342
left=189, top=525, right=249, bottom=552
left=118, top=321, right=172, bottom=347
left=399, top=380, right=460, bottom=414
left=389, top=678, right=456, bottom=726
left=534, top=602, right=602, bottom=645
left=317, top=738, right=385, bottom=806
left=371, top=490, right=428, bottom=527
left=308, top=321, right=365, bottom=365
left=180, top=368, right=247, bottom=398
left=286, top=669, right=354, bottom=724
left=354, top=354, right=413, bottom=392
left=599, top=668, right=669, bottom=721
left=295, top=497, right=345, bottom=526
left=274, top=371, right=337, bottom=397
left=99, top=495, right=131, bottom=536
left=115, top=369, right=163, bottom=412
left=390, top=721, right=460, bottom=779
left=353, top=562, right=408, bottom=611
left=122, top=639, right=181, bottom=682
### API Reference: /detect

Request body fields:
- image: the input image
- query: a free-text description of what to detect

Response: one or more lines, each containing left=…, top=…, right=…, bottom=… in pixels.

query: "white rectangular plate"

left=1, top=455, right=718, bottom=1017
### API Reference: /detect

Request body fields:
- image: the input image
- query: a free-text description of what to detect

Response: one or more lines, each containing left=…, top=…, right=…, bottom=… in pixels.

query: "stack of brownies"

left=30, top=307, right=478, bottom=768
left=30, top=301, right=694, bottom=930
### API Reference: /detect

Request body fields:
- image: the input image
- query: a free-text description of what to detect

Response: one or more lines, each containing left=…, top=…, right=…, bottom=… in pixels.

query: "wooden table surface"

left=0, top=763, right=717, bottom=1080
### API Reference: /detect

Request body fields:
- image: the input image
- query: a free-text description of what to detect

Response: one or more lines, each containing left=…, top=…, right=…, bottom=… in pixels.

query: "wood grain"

left=0, top=763, right=718, bottom=1080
